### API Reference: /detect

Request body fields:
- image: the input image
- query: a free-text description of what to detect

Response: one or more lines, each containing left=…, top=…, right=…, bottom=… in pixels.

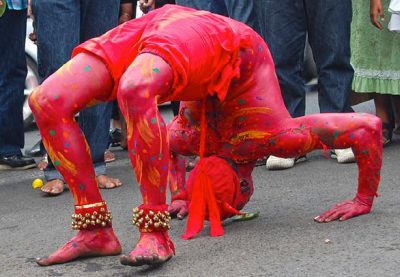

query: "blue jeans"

left=31, top=0, right=119, bottom=180
left=175, top=0, right=261, bottom=35
left=0, top=8, right=27, bottom=157
left=257, top=0, right=354, bottom=117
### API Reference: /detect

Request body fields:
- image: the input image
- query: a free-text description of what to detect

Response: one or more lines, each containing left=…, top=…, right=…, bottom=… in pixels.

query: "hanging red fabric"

left=182, top=99, right=224, bottom=239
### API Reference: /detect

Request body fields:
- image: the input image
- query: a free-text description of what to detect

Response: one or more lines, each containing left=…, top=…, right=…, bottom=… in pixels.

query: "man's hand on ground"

left=314, top=198, right=372, bottom=223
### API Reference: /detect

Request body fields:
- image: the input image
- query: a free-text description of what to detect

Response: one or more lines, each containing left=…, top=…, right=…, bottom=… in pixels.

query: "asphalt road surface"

left=1, top=91, right=400, bottom=277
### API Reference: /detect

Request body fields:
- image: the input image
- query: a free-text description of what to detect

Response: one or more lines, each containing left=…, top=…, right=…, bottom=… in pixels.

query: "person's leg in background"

left=223, top=0, right=261, bottom=35
left=31, top=0, right=121, bottom=194
left=174, top=0, right=211, bottom=11
left=32, top=0, right=80, bottom=193
left=374, top=94, right=393, bottom=145
left=79, top=0, right=122, bottom=188
left=257, top=0, right=309, bottom=169
left=0, top=5, right=36, bottom=170
left=306, top=0, right=354, bottom=114
left=259, top=0, right=307, bottom=118
left=306, top=0, right=356, bottom=163
left=392, top=95, right=400, bottom=135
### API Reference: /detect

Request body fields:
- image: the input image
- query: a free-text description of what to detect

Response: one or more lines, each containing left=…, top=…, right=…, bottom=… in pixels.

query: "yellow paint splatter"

left=134, top=154, right=143, bottom=185
left=140, top=56, right=155, bottom=80
left=136, top=118, right=155, bottom=147
left=56, top=60, right=74, bottom=77
left=233, top=107, right=272, bottom=117
left=147, top=166, right=161, bottom=187
left=229, top=130, right=271, bottom=145
left=43, top=140, right=78, bottom=176
left=86, top=98, right=101, bottom=108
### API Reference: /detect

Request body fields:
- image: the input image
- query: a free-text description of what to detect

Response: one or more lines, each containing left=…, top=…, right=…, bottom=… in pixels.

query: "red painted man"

left=29, top=5, right=382, bottom=267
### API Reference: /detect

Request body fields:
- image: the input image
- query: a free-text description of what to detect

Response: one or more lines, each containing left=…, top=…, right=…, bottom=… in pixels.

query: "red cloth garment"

left=72, top=5, right=253, bottom=103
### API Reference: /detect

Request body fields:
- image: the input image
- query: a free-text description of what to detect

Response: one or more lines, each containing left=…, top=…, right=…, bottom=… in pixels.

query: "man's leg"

left=306, top=0, right=354, bottom=113
left=29, top=53, right=121, bottom=266
left=0, top=7, right=35, bottom=169
left=117, top=54, right=175, bottom=266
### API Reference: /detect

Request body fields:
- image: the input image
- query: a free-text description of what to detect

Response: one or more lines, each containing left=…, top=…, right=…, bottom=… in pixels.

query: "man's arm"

left=119, top=0, right=135, bottom=24
left=370, top=0, right=384, bottom=29
left=168, top=153, right=188, bottom=219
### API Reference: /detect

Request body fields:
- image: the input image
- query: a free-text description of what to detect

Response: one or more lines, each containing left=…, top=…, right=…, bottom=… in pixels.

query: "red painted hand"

left=168, top=200, right=188, bottom=220
left=314, top=196, right=373, bottom=223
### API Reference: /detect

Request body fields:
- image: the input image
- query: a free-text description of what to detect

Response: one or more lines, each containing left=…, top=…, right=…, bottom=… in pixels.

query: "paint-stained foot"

left=36, top=227, right=121, bottom=266
left=120, top=231, right=175, bottom=267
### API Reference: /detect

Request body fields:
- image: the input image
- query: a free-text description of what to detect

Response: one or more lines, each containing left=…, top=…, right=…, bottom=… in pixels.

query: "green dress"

left=351, top=0, right=400, bottom=96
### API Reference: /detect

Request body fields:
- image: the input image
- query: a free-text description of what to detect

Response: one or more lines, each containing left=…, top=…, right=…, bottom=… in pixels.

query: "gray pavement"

left=1, top=92, right=400, bottom=277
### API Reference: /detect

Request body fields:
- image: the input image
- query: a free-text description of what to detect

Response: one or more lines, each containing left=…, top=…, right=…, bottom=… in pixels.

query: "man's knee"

left=117, top=78, right=154, bottom=116
left=29, top=85, right=62, bottom=124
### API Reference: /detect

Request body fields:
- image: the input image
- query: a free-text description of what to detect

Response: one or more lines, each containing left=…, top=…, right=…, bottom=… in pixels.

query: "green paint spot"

left=152, top=68, right=160, bottom=73
left=239, top=116, right=246, bottom=122
left=362, top=149, right=369, bottom=154
left=333, top=130, right=339, bottom=138
left=79, top=184, right=85, bottom=191
left=300, top=124, right=305, bottom=129
left=54, top=160, right=60, bottom=166
left=269, top=139, right=276, bottom=146
left=53, top=95, right=59, bottom=99
left=84, top=65, right=90, bottom=72
left=151, top=117, right=156, bottom=124
left=49, top=130, right=56, bottom=136
left=238, top=99, right=246, bottom=105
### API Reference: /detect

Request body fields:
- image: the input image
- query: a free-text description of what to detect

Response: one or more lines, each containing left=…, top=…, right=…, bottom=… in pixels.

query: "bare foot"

left=36, top=227, right=121, bottom=266
left=97, top=175, right=122, bottom=189
left=120, top=231, right=175, bottom=266
left=40, top=179, right=64, bottom=196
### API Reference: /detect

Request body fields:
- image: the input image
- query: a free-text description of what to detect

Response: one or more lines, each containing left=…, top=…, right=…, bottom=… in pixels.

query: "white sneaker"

left=331, top=148, right=355, bottom=164
left=266, top=155, right=295, bottom=170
